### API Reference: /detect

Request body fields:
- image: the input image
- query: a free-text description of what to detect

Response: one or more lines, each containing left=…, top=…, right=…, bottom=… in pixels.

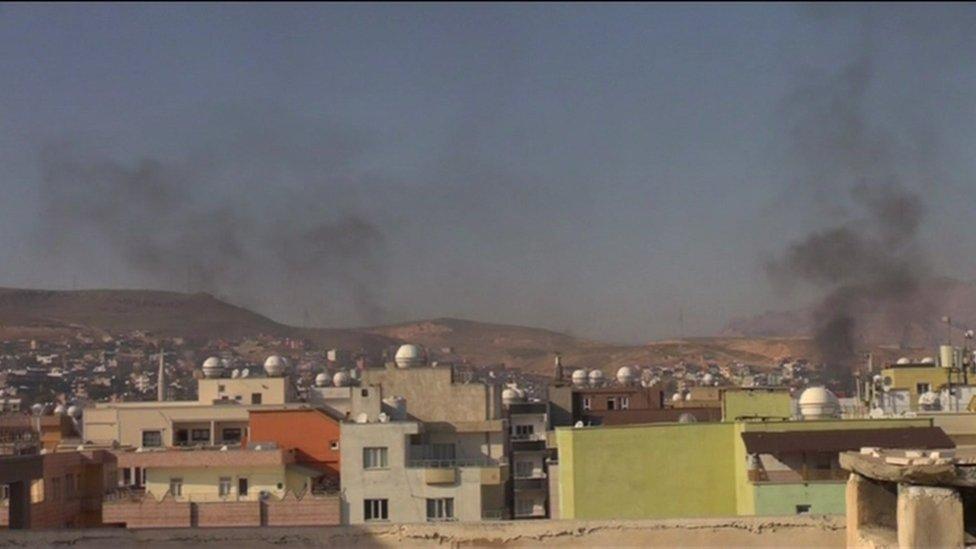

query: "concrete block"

left=846, top=473, right=897, bottom=549
left=904, top=450, right=924, bottom=459
left=897, top=484, right=963, bottom=549
left=861, top=447, right=879, bottom=455
left=885, top=456, right=912, bottom=466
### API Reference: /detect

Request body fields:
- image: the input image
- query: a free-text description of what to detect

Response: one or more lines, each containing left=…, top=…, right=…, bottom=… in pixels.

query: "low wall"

left=100, top=495, right=340, bottom=529
left=0, top=516, right=845, bottom=547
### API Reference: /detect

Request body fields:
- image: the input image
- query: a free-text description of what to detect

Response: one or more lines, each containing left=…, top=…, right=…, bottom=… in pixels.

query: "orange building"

left=248, top=408, right=342, bottom=481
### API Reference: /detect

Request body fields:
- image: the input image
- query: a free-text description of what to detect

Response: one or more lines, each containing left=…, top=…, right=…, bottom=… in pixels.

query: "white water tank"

left=202, top=356, right=224, bottom=378
left=798, top=386, right=841, bottom=419
left=588, top=369, right=605, bottom=387
left=571, top=369, right=588, bottom=387
left=502, top=387, right=525, bottom=405
left=394, top=344, right=425, bottom=368
left=314, top=373, right=330, bottom=387
left=616, top=366, right=634, bottom=386
left=264, top=355, right=287, bottom=377
left=333, top=371, right=350, bottom=387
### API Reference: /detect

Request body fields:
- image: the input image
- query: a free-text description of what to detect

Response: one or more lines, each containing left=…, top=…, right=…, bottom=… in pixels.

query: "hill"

left=0, top=288, right=826, bottom=375
left=722, top=278, right=976, bottom=350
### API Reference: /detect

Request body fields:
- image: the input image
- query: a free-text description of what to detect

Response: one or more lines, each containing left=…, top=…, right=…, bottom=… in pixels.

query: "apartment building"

left=340, top=419, right=508, bottom=524
left=0, top=450, right=117, bottom=529
left=506, top=399, right=549, bottom=519
left=555, top=415, right=952, bottom=520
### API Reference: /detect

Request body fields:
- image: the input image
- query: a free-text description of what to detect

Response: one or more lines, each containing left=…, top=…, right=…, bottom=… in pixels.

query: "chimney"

left=157, top=347, right=166, bottom=402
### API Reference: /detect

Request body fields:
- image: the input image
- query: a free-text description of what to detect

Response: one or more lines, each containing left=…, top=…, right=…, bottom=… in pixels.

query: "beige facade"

left=198, top=377, right=291, bottom=405
left=340, top=421, right=508, bottom=524
left=361, top=366, right=504, bottom=425
left=83, top=402, right=309, bottom=448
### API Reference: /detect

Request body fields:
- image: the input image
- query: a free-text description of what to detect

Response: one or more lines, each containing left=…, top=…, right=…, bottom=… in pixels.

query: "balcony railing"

left=407, top=457, right=500, bottom=469
left=510, top=433, right=546, bottom=442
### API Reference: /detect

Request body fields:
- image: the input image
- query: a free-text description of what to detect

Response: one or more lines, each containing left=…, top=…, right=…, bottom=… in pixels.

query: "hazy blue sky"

left=1, top=3, right=975, bottom=343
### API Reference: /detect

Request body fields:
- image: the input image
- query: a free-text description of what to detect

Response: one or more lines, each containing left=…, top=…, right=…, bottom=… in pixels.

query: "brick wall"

left=265, top=494, right=340, bottom=526
left=195, top=501, right=260, bottom=528
left=103, top=498, right=191, bottom=528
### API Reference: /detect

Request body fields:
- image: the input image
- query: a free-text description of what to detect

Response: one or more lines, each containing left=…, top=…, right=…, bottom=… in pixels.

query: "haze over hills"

left=0, top=287, right=824, bottom=375
left=723, top=277, right=976, bottom=351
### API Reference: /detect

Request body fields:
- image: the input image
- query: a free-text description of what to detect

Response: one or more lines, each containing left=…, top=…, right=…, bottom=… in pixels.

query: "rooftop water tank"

left=616, top=366, right=634, bottom=386
left=314, top=373, right=329, bottom=387
left=202, top=356, right=224, bottom=378
left=798, top=386, right=841, bottom=419
left=264, top=355, right=287, bottom=377
left=588, top=369, right=605, bottom=387
left=394, top=344, right=425, bottom=368
left=571, top=369, right=588, bottom=387
left=333, top=371, right=350, bottom=387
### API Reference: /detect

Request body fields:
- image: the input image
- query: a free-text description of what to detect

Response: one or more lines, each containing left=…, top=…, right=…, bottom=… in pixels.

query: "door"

left=238, top=477, right=249, bottom=498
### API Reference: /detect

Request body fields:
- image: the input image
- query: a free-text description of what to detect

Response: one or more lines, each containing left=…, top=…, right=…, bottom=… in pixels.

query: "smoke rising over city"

left=2, top=4, right=976, bottom=342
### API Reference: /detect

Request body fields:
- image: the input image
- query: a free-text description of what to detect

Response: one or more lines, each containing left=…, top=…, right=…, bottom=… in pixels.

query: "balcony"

left=407, top=457, right=500, bottom=468
left=513, top=477, right=547, bottom=491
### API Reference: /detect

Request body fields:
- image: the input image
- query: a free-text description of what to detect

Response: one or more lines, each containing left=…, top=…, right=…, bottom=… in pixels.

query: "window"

left=582, top=397, right=591, bottom=411
left=515, top=461, right=534, bottom=478
left=516, top=498, right=535, bottom=516
left=218, top=384, right=226, bottom=392
left=796, top=504, right=811, bottom=515
left=276, top=482, right=283, bottom=490
left=142, top=430, right=163, bottom=448
left=169, top=478, right=183, bottom=497
left=238, top=478, right=249, bottom=497
left=426, top=498, right=454, bottom=521
left=330, top=440, right=340, bottom=451
left=1, top=484, right=8, bottom=501
left=606, top=397, right=617, bottom=410
left=219, top=477, right=231, bottom=497
left=916, top=383, right=930, bottom=395
left=364, top=447, right=388, bottom=469
left=621, top=396, right=630, bottom=410
left=175, top=429, right=189, bottom=445
left=364, top=498, right=388, bottom=521
left=513, top=424, right=535, bottom=438
left=30, top=479, right=44, bottom=503
left=251, top=393, right=262, bottom=404
left=361, top=388, right=370, bottom=397
left=191, top=429, right=210, bottom=443
left=66, top=473, right=76, bottom=498
left=222, top=428, right=242, bottom=443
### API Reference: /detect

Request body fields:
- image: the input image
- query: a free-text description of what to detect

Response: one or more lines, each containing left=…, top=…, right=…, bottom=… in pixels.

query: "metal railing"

left=407, top=457, right=500, bottom=469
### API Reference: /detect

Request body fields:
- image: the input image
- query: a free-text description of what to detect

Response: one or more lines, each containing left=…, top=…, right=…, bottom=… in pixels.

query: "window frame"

left=141, top=430, right=163, bottom=448
left=426, top=497, right=455, bottom=521
left=169, top=477, right=183, bottom=497
left=582, top=397, right=591, bottom=411
left=219, top=477, right=232, bottom=498
left=364, top=498, right=389, bottom=522
left=363, top=447, right=389, bottom=469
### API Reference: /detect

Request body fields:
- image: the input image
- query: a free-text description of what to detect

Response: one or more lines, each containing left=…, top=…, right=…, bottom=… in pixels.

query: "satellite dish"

left=241, top=368, right=250, bottom=378
left=355, top=412, right=369, bottom=424
left=574, top=421, right=584, bottom=428
left=378, top=412, right=389, bottom=423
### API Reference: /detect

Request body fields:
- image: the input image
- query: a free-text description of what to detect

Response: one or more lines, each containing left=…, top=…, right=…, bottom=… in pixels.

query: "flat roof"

left=741, top=427, right=954, bottom=455
left=114, top=448, right=294, bottom=468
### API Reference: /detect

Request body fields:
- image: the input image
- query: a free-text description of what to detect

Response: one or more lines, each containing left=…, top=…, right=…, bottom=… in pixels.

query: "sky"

left=1, top=3, right=976, bottom=344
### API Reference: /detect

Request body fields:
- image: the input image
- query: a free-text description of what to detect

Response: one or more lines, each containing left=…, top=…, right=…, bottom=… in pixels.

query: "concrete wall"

left=198, top=377, right=290, bottom=405
left=880, top=366, right=953, bottom=409
left=722, top=389, right=792, bottom=420
left=556, top=422, right=738, bottom=520
left=26, top=515, right=846, bottom=546
left=249, top=409, right=341, bottom=477
left=102, top=495, right=340, bottom=529
left=360, top=366, right=502, bottom=424
left=753, top=483, right=845, bottom=516
left=144, top=465, right=294, bottom=502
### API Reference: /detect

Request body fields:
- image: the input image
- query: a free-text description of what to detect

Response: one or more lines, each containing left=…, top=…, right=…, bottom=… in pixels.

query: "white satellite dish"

left=378, top=412, right=389, bottom=423
left=355, top=412, right=369, bottom=424
left=574, top=421, right=584, bottom=428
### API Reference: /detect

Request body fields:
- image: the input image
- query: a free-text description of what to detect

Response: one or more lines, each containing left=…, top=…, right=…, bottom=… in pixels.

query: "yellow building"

left=879, top=363, right=962, bottom=410
left=116, top=447, right=320, bottom=502
left=555, top=417, right=948, bottom=520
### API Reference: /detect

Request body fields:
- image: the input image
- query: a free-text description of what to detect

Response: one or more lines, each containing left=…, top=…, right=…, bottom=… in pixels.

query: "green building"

left=555, top=405, right=949, bottom=519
